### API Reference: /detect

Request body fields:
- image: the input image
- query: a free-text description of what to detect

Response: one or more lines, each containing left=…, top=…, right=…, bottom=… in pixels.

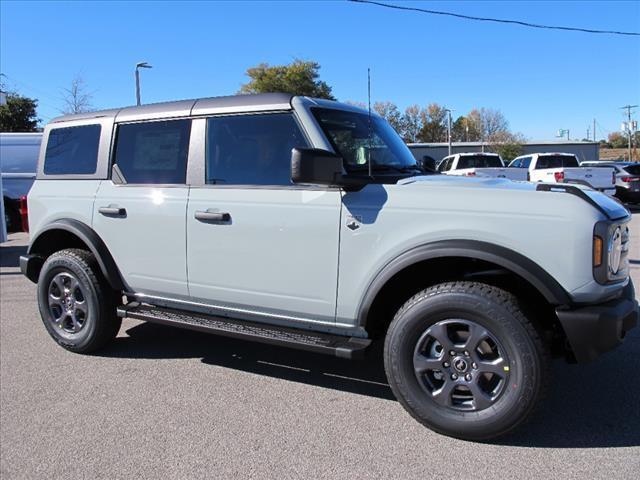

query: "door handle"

left=98, top=206, right=127, bottom=217
left=194, top=210, right=231, bottom=222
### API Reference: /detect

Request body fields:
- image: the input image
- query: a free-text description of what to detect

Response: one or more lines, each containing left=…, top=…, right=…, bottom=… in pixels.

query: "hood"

left=398, top=175, right=629, bottom=220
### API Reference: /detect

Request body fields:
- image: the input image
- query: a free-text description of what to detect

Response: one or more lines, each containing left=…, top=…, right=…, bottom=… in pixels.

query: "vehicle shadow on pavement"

left=106, top=321, right=394, bottom=400
left=102, top=321, right=640, bottom=448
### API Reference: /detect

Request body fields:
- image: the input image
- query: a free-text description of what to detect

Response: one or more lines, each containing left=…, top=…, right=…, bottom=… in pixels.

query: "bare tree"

left=373, top=101, right=403, bottom=134
left=61, top=75, right=93, bottom=114
left=467, top=108, right=509, bottom=143
left=402, top=105, right=423, bottom=143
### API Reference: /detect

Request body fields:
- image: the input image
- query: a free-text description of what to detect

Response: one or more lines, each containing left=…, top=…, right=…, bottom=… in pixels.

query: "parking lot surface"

left=1, top=211, right=639, bottom=480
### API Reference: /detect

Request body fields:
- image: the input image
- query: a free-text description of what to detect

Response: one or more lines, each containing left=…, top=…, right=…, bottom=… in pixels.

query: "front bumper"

left=556, top=280, right=638, bottom=363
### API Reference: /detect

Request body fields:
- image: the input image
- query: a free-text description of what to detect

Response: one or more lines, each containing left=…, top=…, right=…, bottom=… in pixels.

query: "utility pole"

left=587, top=126, right=590, bottom=141
left=445, top=108, right=453, bottom=156
left=621, top=105, right=637, bottom=161
left=593, top=118, right=596, bottom=143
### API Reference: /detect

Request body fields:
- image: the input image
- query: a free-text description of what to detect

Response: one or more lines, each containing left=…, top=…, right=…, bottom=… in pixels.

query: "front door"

left=92, top=118, right=192, bottom=297
left=186, top=113, right=341, bottom=323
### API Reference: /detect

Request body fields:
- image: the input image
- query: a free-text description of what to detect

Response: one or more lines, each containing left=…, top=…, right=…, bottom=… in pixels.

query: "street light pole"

left=445, top=108, right=453, bottom=156
left=135, top=62, right=152, bottom=106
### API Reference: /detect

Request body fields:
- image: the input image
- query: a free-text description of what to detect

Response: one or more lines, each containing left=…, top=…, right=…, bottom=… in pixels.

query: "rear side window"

left=535, top=155, right=579, bottom=169
left=624, top=165, right=640, bottom=175
left=205, top=113, right=308, bottom=186
left=113, top=119, right=191, bottom=184
left=44, top=125, right=101, bottom=175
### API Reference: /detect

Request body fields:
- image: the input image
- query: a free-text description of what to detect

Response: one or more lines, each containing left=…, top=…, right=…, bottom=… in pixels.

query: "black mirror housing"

left=291, top=148, right=345, bottom=185
left=421, top=155, right=438, bottom=173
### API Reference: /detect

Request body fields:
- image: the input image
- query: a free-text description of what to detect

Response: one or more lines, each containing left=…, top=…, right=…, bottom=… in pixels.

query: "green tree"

left=0, top=93, right=39, bottom=132
left=239, top=59, right=335, bottom=100
left=451, top=116, right=469, bottom=142
left=417, top=103, right=447, bottom=143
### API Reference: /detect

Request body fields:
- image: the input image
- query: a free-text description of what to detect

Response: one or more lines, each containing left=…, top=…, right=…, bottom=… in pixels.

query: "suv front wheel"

left=384, top=281, right=549, bottom=440
left=37, top=249, right=121, bottom=353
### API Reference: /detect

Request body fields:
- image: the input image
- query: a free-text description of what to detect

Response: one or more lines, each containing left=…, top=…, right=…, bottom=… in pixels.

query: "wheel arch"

left=27, top=219, right=126, bottom=290
left=358, top=240, right=571, bottom=333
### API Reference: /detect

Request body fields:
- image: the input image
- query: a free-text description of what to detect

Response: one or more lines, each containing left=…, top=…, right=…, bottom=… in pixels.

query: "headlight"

left=593, top=220, right=630, bottom=284
left=608, top=227, right=623, bottom=275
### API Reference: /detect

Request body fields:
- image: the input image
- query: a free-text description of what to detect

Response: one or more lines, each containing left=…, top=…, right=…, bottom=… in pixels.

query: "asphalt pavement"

left=1, top=211, right=639, bottom=479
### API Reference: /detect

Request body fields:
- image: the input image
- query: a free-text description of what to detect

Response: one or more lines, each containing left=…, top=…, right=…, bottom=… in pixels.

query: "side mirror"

left=421, top=155, right=438, bottom=173
left=291, top=148, right=345, bottom=185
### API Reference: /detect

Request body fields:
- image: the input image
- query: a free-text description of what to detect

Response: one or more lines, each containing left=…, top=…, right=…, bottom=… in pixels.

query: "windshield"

left=457, top=155, right=504, bottom=169
left=311, top=108, right=418, bottom=172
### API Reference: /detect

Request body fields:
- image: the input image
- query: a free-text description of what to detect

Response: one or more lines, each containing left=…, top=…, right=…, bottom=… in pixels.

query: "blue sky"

left=1, top=0, right=639, bottom=140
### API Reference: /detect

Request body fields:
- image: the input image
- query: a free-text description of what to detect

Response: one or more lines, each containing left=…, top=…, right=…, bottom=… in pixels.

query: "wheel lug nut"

left=443, top=362, right=450, bottom=368
left=464, top=351, right=469, bottom=356
left=465, top=374, right=472, bottom=381
left=472, top=362, right=477, bottom=369
left=449, top=350, right=456, bottom=356
left=451, top=374, right=458, bottom=380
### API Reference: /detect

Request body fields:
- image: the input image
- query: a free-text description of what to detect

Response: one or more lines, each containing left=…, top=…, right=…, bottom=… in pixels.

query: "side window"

left=438, top=157, right=452, bottom=172
left=44, top=124, right=101, bottom=175
left=444, top=157, right=454, bottom=171
left=205, top=113, right=309, bottom=186
left=510, top=159, right=521, bottom=168
left=113, top=119, right=191, bottom=184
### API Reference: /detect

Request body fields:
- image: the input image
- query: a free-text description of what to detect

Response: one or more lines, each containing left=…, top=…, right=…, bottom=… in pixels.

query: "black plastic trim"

left=358, top=240, right=571, bottom=327
left=556, top=279, right=638, bottom=363
left=27, top=219, right=126, bottom=290
left=19, top=254, right=44, bottom=283
left=535, top=183, right=611, bottom=218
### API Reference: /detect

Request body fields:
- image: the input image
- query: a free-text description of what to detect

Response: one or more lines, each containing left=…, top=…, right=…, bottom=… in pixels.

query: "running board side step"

left=117, top=303, right=371, bottom=359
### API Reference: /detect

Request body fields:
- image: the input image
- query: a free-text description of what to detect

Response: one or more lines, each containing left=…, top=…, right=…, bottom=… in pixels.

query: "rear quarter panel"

left=28, top=180, right=101, bottom=236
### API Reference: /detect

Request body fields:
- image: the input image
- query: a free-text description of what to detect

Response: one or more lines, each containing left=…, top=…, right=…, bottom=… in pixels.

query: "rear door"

left=92, top=119, right=192, bottom=297
left=186, top=112, right=342, bottom=323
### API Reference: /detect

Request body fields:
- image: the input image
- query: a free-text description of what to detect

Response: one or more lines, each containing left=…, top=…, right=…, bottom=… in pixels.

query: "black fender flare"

left=28, top=218, right=126, bottom=290
left=357, top=239, right=571, bottom=327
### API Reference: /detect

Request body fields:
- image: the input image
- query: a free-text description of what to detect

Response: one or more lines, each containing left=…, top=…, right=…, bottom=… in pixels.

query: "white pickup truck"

left=436, top=153, right=528, bottom=181
left=509, top=153, right=616, bottom=194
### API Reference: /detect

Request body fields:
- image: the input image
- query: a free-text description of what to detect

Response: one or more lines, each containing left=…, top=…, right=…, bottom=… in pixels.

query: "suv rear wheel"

left=37, top=249, right=121, bottom=353
left=384, top=281, right=549, bottom=440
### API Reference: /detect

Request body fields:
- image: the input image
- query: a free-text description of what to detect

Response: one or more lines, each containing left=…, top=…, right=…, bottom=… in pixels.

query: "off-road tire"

left=384, top=281, right=549, bottom=440
left=37, top=249, right=121, bottom=353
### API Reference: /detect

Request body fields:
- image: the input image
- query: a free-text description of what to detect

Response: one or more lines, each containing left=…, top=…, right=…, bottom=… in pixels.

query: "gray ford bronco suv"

left=21, top=93, right=638, bottom=440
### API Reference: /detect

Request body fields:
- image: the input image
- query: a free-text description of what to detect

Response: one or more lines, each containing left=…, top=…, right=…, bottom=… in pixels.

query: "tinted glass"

left=312, top=108, right=418, bottom=173
left=457, top=155, right=503, bottom=169
left=623, top=165, right=640, bottom=175
left=44, top=125, right=101, bottom=175
left=535, top=155, right=579, bottom=169
left=0, top=139, right=40, bottom=173
left=206, top=113, right=308, bottom=185
left=510, top=159, right=521, bottom=168
left=522, top=157, right=532, bottom=168
left=114, top=120, right=191, bottom=184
